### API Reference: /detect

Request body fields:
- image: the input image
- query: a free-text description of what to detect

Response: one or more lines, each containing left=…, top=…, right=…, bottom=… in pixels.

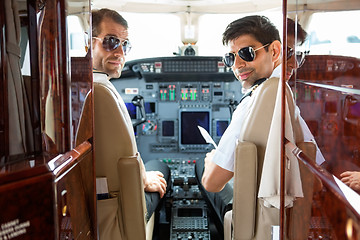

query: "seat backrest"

left=93, top=74, right=149, bottom=240
left=224, top=77, right=306, bottom=240
left=227, top=141, right=317, bottom=240
left=236, top=77, right=283, bottom=240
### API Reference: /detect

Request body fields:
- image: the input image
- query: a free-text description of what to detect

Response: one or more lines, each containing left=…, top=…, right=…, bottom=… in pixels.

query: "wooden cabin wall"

left=0, top=0, right=96, bottom=239
left=284, top=6, right=360, bottom=238
left=0, top=0, right=8, bottom=160
left=38, top=0, right=72, bottom=154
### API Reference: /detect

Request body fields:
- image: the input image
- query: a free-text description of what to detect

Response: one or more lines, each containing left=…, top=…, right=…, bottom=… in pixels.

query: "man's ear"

left=270, top=40, right=282, bottom=62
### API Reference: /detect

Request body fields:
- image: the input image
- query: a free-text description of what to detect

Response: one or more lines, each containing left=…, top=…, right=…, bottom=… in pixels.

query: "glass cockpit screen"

left=180, top=111, right=210, bottom=145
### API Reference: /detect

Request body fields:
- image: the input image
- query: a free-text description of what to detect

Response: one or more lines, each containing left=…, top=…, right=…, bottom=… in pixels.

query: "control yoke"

left=131, top=95, right=146, bottom=127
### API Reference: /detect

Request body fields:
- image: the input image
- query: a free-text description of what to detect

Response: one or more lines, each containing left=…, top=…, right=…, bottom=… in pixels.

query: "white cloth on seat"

left=256, top=78, right=304, bottom=209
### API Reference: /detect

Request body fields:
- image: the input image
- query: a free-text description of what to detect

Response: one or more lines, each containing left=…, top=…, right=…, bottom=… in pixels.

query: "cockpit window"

left=306, top=10, right=360, bottom=58
left=122, top=11, right=282, bottom=60
left=121, top=13, right=182, bottom=61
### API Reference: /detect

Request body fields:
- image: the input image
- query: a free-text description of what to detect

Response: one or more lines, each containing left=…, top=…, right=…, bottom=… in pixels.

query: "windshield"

left=121, top=11, right=283, bottom=61
left=306, top=10, right=360, bottom=58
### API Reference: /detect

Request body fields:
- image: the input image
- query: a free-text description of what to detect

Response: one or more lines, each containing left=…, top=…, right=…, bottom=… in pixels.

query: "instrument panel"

left=112, top=56, right=243, bottom=160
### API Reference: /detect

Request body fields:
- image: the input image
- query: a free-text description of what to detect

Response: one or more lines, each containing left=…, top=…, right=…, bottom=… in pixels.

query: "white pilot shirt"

left=211, top=65, right=325, bottom=172
left=211, top=89, right=252, bottom=172
left=212, top=66, right=282, bottom=172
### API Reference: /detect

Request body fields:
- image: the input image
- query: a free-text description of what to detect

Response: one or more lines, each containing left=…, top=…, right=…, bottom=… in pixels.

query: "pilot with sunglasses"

left=287, top=18, right=325, bottom=167
left=195, top=15, right=311, bottom=238
left=91, top=8, right=170, bottom=223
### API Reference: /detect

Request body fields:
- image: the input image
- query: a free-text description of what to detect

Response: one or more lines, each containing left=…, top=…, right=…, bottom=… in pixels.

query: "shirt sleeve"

left=296, top=106, right=326, bottom=165
left=211, top=97, right=251, bottom=172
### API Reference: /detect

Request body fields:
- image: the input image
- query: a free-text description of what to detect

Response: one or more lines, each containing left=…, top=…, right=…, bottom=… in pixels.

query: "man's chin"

left=109, top=73, right=121, bottom=79
left=241, top=80, right=251, bottom=89
left=108, top=69, right=122, bottom=79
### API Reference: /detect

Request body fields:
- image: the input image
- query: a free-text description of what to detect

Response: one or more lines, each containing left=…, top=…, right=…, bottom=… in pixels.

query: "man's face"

left=228, top=35, right=275, bottom=89
left=286, top=35, right=305, bottom=81
left=92, top=17, right=129, bottom=78
left=286, top=35, right=299, bottom=81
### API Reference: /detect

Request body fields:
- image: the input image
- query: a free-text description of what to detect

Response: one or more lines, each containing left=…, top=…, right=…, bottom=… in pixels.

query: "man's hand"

left=144, top=171, right=167, bottom=198
left=340, top=171, right=360, bottom=193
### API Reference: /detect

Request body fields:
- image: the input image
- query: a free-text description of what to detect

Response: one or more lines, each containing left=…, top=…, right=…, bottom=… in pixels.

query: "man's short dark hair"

left=92, top=8, right=128, bottom=37
left=287, top=18, right=308, bottom=45
left=222, top=15, right=280, bottom=48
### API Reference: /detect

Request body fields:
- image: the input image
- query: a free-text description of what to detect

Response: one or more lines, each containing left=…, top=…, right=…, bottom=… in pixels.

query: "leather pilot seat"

left=223, top=77, right=317, bottom=240
left=224, top=141, right=316, bottom=240
left=93, top=72, right=154, bottom=240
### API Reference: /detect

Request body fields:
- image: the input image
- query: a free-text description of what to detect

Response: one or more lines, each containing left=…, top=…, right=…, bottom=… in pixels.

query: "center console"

left=164, top=159, right=211, bottom=240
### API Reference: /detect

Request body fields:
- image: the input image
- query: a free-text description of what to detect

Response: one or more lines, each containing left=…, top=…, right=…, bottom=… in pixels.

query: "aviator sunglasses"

left=93, top=36, right=132, bottom=55
left=223, top=43, right=270, bottom=67
left=287, top=47, right=306, bottom=67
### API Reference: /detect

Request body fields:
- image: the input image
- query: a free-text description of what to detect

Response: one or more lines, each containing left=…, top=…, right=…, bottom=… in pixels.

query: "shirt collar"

left=270, top=64, right=282, bottom=79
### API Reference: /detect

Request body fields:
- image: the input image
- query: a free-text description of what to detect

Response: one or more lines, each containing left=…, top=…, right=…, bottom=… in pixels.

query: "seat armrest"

left=233, top=140, right=258, bottom=240
left=117, top=155, right=147, bottom=240
left=224, top=210, right=232, bottom=240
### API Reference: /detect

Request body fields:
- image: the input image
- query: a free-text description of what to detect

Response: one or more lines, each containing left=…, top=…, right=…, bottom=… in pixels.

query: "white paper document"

left=198, top=125, right=217, bottom=148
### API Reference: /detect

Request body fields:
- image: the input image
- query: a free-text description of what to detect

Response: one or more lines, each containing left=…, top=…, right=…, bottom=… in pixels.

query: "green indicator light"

left=170, top=90, right=174, bottom=100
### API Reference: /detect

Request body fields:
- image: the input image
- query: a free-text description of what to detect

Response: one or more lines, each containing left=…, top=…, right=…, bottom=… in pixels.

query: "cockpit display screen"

left=162, top=120, right=175, bottom=136
left=145, top=102, right=156, bottom=114
left=178, top=208, right=203, bottom=217
left=125, top=103, right=136, bottom=119
left=180, top=111, right=210, bottom=145
left=216, top=120, right=229, bottom=136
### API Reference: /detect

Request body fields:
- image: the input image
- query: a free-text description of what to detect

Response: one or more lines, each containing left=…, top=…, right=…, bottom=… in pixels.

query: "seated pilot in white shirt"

left=195, top=16, right=317, bottom=238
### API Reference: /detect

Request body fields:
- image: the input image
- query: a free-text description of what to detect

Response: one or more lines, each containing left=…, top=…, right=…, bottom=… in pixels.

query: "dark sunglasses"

left=93, top=36, right=132, bottom=55
left=223, top=43, right=270, bottom=67
left=287, top=47, right=306, bottom=67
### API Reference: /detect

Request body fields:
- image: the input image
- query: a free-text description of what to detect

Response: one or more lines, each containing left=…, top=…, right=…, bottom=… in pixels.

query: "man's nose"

left=114, top=45, right=125, bottom=57
left=233, top=54, right=246, bottom=68
left=288, top=54, right=298, bottom=69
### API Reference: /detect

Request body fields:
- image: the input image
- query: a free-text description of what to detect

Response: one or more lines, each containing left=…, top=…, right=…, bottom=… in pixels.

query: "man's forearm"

left=202, top=160, right=233, bottom=192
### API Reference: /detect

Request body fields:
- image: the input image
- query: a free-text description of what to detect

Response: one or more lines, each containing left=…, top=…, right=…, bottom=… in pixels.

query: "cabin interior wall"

left=287, top=2, right=360, bottom=239
left=0, top=0, right=8, bottom=161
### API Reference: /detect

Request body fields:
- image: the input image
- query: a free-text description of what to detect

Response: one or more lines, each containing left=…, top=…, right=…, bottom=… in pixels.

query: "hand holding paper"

left=198, top=125, right=217, bottom=148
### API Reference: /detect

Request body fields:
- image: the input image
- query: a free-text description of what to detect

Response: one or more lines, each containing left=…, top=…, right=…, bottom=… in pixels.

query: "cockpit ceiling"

left=92, top=0, right=281, bottom=14
left=92, top=0, right=360, bottom=13
left=14, top=0, right=360, bottom=14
